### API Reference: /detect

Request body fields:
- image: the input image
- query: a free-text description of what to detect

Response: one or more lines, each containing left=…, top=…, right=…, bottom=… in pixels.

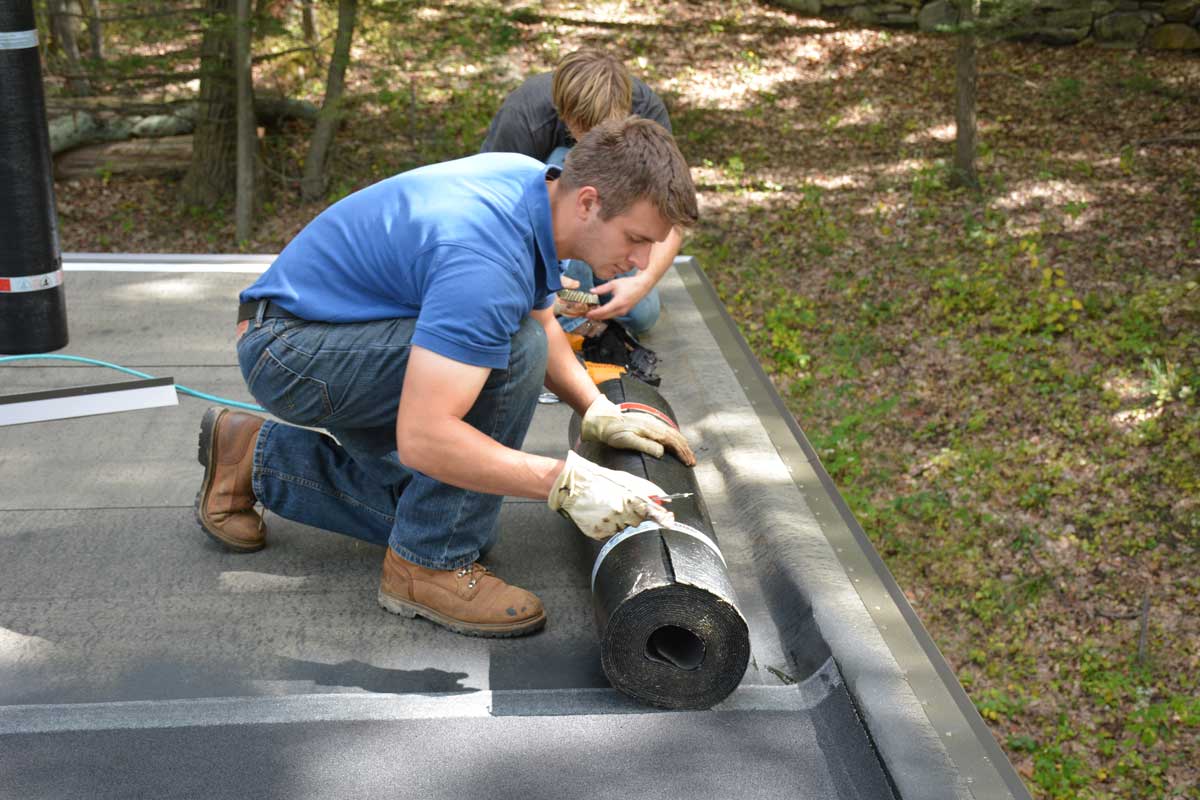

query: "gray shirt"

left=480, top=72, right=672, bottom=161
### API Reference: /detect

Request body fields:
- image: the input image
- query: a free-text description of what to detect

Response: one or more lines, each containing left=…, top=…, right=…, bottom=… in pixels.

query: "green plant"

left=1048, top=76, right=1082, bottom=105
left=1144, top=358, right=1191, bottom=405
left=1120, top=144, right=1136, bottom=174
left=796, top=184, right=847, bottom=256
left=911, top=161, right=948, bottom=199
left=760, top=294, right=814, bottom=372
left=725, top=155, right=746, bottom=182
left=976, top=686, right=1029, bottom=722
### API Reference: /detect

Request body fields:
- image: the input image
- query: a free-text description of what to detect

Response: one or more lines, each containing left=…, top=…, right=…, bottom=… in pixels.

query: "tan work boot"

left=378, top=548, right=546, bottom=637
left=194, top=406, right=266, bottom=552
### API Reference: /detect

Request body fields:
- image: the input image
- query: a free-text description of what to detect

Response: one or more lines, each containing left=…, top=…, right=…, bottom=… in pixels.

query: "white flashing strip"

left=63, top=254, right=275, bottom=274
left=0, top=685, right=812, bottom=735
left=0, top=379, right=178, bottom=427
left=591, top=519, right=726, bottom=591
left=0, top=30, right=38, bottom=49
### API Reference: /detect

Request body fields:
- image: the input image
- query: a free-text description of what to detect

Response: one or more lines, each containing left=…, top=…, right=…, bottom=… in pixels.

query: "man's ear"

left=575, top=185, right=600, bottom=220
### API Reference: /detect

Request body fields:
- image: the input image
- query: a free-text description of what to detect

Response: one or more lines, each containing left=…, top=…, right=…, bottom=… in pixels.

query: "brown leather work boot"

left=378, top=548, right=546, bottom=637
left=194, top=406, right=266, bottom=552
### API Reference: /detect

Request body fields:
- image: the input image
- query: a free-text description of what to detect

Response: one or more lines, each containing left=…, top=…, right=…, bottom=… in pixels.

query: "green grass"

left=693, top=135, right=1198, bottom=796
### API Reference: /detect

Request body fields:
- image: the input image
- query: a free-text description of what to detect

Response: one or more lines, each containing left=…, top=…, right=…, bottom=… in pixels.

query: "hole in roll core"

left=644, top=625, right=706, bottom=671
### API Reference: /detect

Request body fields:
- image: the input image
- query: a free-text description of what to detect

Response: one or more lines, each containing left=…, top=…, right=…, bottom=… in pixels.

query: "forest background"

left=35, top=1, right=1199, bottom=797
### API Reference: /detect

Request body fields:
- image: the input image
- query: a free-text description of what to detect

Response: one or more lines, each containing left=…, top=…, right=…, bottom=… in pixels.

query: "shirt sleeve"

left=412, top=246, right=532, bottom=370
left=534, top=291, right=556, bottom=311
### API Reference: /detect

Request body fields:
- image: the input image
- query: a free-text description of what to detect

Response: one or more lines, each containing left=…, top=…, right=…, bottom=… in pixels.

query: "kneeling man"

left=195, top=116, right=698, bottom=638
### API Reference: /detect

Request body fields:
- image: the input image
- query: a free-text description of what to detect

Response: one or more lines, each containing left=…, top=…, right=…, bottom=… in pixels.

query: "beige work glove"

left=548, top=451, right=675, bottom=541
left=581, top=395, right=696, bottom=466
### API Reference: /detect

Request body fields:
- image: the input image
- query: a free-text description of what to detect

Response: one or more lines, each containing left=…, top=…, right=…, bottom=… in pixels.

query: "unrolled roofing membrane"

left=0, top=259, right=1033, bottom=799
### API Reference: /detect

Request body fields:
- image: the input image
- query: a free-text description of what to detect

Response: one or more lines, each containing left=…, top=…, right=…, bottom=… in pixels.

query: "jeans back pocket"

left=246, top=345, right=334, bottom=427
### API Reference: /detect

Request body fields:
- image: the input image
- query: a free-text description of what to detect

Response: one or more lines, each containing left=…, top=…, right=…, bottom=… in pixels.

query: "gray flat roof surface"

left=0, top=256, right=1030, bottom=799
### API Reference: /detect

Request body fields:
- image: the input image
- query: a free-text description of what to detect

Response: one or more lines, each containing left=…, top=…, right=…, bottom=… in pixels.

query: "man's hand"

left=586, top=273, right=652, bottom=321
left=552, top=274, right=591, bottom=318
left=548, top=451, right=674, bottom=540
left=581, top=395, right=696, bottom=465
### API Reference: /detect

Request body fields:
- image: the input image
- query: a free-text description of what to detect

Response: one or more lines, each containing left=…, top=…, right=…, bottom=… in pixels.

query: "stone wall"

left=772, top=0, right=1200, bottom=48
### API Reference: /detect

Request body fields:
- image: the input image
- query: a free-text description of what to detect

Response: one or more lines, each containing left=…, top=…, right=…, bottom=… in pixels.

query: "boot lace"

left=454, top=563, right=490, bottom=590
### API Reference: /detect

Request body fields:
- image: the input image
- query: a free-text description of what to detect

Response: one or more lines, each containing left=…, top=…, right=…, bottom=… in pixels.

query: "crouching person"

left=194, top=116, right=699, bottom=638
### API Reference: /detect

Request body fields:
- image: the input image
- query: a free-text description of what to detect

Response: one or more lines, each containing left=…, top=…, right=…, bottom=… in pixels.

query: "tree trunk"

left=86, top=0, right=104, bottom=61
left=48, top=0, right=91, bottom=95
left=181, top=0, right=237, bottom=207
left=301, top=0, right=317, bottom=46
left=301, top=0, right=356, bottom=202
left=950, top=0, right=980, bottom=191
left=235, top=0, right=256, bottom=241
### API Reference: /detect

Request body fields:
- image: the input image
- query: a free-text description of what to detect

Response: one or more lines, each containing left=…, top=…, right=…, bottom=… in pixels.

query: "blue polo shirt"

left=241, top=153, right=561, bottom=369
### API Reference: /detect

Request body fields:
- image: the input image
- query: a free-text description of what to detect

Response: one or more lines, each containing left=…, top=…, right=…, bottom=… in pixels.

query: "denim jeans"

left=235, top=311, right=548, bottom=569
left=547, top=146, right=660, bottom=336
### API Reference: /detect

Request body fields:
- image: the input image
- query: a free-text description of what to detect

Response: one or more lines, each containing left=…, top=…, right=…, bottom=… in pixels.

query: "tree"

left=181, top=0, right=237, bottom=207
left=85, top=0, right=103, bottom=62
left=950, top=0, right=981, bottom=190
left=301, top=0, right=318, bottom=47
left=946, top=0, right=1031, bottom=191
left=235, top=0, right=256, bottom=239
left=301, top=0, right=356, bottom=201
left=47, top=0, right=91, bottom=95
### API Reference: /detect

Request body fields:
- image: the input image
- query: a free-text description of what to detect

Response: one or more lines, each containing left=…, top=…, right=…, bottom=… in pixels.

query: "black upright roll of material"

left=0, top=1, right=69, bottom=354
left=570, top=377, right=750, bottom=710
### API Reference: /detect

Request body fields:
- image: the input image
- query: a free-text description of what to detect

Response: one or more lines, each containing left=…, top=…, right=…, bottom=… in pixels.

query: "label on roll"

left=591, top=519, right=726, bottom=591
left=0, top=269, right=64, bottom=294
left=0, top=30, right=39, bottom=50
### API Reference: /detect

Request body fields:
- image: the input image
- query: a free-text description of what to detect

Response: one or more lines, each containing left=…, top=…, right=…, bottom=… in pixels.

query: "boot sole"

left=195, top=406, right=265, bottom=553
left=378, top=590, right=546, bottom=638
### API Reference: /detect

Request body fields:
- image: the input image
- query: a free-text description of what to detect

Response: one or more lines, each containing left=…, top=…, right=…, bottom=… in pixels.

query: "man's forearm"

left=641, top=225, right=683, bottom=288
left=400, top=416, right=564, bottom=500
left=395, top=342, right=568, bottom=501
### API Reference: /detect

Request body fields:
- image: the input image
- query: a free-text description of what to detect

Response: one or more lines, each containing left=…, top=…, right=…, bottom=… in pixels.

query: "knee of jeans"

left=562, top=259, right=594, bottom=290
left=509, top=317, right=548, bottom=387
left=620, top=289, right=661, bottom=335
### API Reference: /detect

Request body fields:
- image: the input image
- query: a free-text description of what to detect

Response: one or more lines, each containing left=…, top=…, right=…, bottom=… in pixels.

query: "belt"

left=237, top=299, right=302, bottom=324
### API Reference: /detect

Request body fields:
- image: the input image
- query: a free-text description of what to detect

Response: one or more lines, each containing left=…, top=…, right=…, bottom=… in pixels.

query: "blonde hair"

left=561, top=116, right=699, bottom=229
left=552, top=49, right=633, bottom=133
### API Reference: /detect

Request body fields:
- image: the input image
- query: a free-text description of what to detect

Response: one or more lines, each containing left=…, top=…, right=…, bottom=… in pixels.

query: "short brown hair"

left=552, top=49, right=633, bottom=133
left=561, top=116, right=699, bottom=229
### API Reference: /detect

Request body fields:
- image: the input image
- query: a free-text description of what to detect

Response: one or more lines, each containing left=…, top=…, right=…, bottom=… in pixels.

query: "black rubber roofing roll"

left=0, top=0, right=69, bottom=354
left=569, top=377, right=750, bottom=710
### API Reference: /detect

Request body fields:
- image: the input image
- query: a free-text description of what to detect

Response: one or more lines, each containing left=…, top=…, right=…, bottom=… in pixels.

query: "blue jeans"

left=548, top=146, right=660, bottom=336
left=235, top=312, right=547, bottom=569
